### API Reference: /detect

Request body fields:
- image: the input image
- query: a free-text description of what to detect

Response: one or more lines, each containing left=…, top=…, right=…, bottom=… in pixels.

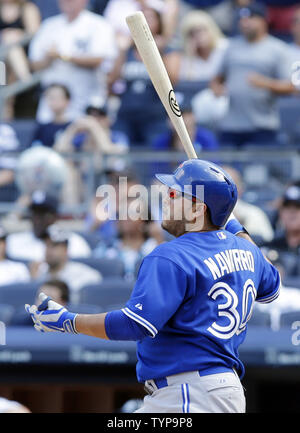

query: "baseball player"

left=25, top=159, right=280, bottom=413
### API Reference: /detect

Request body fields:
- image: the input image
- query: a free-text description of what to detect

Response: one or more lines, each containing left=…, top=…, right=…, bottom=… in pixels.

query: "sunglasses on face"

left=168, top=189, right=197, bottom=202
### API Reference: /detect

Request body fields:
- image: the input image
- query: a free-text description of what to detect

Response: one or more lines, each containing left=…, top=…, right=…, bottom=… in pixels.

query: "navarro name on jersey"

left=204, top=249, right=254, bottom=280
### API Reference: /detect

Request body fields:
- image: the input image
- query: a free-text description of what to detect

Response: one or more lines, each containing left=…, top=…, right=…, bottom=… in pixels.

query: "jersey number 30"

left=207, top=279, right=257, bottom=339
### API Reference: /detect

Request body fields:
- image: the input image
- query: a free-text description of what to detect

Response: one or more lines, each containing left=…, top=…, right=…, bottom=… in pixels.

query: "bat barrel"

left=126, top=12, right=198, bottom=159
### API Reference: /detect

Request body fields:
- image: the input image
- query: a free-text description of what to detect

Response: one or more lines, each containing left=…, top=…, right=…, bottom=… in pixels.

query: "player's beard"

left=161, top=218, right=187, bottom=237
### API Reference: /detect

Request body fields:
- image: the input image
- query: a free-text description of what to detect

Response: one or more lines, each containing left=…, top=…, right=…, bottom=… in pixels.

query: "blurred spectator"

left=178, top=0, right=234, bottom=35
left=103, top=0, right=179, bottom=49
left=14, top=145, right=68, bottom=210
left=230, top=0, right=255, bottom=36
left=29, top=0, right=118, bottom=122
left=85, top=171, right=140, bottom=243
left=0, top=123, right=21, bottom=196
left=262, top=181, right=300, bottom=276
left=0, top=396, right=31, bottom=413
left=11, top=278, right=70, bottom=326
left=54, top=96, right=129, bottom=205
left=211, top=2, right=295, bottom=148
left=289, top=6, right=300, bottom=67
left=93, top=198, right=163, bottom=280
left=150, top=105, right=219, bottom=178
left=32, top=224, right=102, bottom=303
left=0, top=0, right=41, bottom=119
left=223, top=165, right=274, bottom=242
left=54, top=96, right=128, bottom=159
left=108, top=1, right=178, bottom=146
left=171, top=10, right=228, bottom=82
left=35, top=278, right=70, bottom=306
left=152, top=105, right=219, bottom=153
left=6, top=190, right=92, bottom=261
left=31, top=83, right=72, bottom=148
left=0, top=0, right=40, bottom=78
left=0, top=224, right=31, bottom=285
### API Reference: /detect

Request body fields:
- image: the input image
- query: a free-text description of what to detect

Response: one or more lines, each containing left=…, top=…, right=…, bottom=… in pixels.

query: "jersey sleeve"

left=256, top=256, right=281, bottom=304
left=122, top=256, right=188, bottom=338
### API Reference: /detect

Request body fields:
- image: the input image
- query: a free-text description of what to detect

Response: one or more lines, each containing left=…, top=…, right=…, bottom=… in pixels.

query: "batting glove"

left=223, top=214, right=247, bottom=236
left=25, top=292, right=78, bottom=334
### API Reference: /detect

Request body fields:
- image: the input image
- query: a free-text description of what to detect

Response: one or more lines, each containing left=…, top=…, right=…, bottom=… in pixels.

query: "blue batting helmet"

left=155, top=159, right=238, bottom=227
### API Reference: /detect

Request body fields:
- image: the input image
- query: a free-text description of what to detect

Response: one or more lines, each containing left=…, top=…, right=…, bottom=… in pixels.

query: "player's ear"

left=189, top=201, right=206, bottom=222
left=184, top=201, right=206, bottom=231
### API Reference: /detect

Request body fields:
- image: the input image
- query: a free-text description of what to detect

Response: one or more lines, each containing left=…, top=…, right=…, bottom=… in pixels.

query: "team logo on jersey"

left=135, top=303, right=143, bottom=311
left=217, top=232, right=227, bottom=240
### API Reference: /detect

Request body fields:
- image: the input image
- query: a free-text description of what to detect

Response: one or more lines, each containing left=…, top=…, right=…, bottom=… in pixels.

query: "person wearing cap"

left=32, top=224, right=102, bottom=304
left=211, top=1, right=296, bottom=148
left=0, top=225, right=31, bottom=286
left=6, top=190, right=92, bottom=262
left=261, top=182, right=300, bottom=276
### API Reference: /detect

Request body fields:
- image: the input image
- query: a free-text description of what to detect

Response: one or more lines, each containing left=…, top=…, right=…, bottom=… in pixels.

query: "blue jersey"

left=122, top=230, right=280, bottom=383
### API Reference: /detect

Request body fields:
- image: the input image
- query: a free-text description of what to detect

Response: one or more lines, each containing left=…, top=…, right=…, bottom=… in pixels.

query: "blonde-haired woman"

left=171, top=9, right=228, bottom=82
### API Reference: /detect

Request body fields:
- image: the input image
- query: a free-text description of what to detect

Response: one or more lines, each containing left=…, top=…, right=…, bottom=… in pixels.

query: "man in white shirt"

left=34, top=224, right=102, bottom=303
left=29, top=0, right=118, bottom=122
left=0, top=226, right=31, bottom=286
left=6, top=190, right=91, bottom=261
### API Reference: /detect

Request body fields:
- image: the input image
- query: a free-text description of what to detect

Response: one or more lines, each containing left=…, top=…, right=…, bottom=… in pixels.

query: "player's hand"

left=25, top=292, right=78, bottom=334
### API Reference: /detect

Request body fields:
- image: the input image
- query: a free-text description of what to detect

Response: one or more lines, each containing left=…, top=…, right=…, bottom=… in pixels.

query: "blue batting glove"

left=223, top=214, right=247, bottom=235
left=25, top=292, right=78, bottom=334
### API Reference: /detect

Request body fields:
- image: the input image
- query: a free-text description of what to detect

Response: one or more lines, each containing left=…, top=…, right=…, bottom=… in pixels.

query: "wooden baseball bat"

left=126, top=11, right=198, bottom=159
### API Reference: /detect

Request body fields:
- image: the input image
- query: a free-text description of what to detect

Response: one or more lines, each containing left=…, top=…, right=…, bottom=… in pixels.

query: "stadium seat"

left=79, top=278, right=134, bottom=310
left=0, top=282, right=40, bottom=309
left=278, top=96, right=300, bottom=146
left=282, top=276, right=300, bottom=289
left=0, top=183, right=19, bottom=203
left=248, top=309, right=271, bottom=327
left=66, top=303, right=104, bottom=314
left=8, top=119, right=36, bottom=150
left=75, top=231, right=102, bottom=250
left=174, top=80, right=209, bottom=108
left=0, top=303, right=15, bottom=325
left=280, top=311, right=300, bottom=328
left=72, top=257, right=125, bottom=278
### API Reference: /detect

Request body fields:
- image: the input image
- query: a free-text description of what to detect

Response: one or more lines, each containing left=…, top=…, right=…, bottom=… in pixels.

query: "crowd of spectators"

left=0, top=0, right=299, bottom=339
